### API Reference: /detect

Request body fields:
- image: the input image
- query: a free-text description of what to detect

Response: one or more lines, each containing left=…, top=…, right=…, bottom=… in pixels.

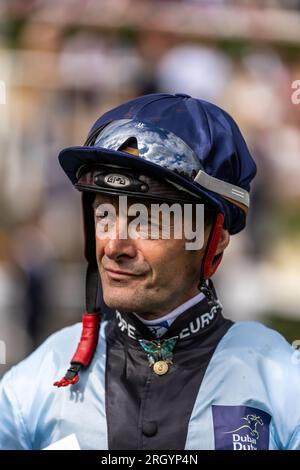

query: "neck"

left=133, top=291, right=205, bottom=325
left=134, top=288, right=202, bottom=322
left=114, top=285, right=224, bottom=343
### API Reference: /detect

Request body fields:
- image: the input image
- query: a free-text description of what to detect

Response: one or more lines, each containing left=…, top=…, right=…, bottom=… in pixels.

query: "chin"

left=103, top=290, right=141, bottom=312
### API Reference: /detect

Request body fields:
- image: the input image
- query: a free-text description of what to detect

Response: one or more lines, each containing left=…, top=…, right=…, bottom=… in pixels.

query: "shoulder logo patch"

left=212, top=405, right=271, bottom=450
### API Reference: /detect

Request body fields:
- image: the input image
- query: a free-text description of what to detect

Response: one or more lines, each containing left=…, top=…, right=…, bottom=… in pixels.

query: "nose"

left=104, top=237, right=137, bottom=261
left=103, top=216, right=138, bottom=261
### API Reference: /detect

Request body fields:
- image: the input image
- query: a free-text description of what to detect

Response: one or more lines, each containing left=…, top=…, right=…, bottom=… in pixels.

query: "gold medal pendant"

left=138, top=336, right=178, bottom=376
left=153, top=360, right=169, bottom=376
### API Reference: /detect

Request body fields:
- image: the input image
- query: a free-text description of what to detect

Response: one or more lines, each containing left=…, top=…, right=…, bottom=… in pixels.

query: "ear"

left=215, top=229, right=230, bottom=256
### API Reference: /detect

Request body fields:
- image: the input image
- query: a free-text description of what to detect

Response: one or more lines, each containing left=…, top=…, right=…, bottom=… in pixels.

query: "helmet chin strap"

left=53, top=267, right=101, bottom=388
left=54, top=194, right=101, bottom=388
left=202, top=212, right=225, bottom=280
left=198, top=212, right=225, bottom=309
left=54, top=201, right=225, bottom=388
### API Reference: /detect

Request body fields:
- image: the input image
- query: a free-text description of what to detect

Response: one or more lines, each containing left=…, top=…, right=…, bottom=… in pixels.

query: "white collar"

left=133, top=291, right=205, bottom=326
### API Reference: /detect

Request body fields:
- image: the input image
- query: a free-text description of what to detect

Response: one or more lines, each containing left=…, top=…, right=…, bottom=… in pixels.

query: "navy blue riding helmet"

left=55, top=93, right=257, bottom=387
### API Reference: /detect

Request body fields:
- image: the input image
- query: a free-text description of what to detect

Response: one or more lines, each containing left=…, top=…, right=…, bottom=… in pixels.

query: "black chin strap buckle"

left=198, top=279, right=219, bottom=310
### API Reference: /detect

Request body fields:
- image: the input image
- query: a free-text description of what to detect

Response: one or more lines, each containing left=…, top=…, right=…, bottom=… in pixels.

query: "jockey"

left=0, top=93, right=300, bottom=450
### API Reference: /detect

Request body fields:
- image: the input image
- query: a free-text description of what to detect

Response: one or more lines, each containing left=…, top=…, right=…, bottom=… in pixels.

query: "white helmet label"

left=104, top=174, right=131, bottom=188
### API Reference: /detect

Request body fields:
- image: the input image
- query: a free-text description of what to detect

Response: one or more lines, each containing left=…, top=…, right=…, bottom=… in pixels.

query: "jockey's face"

left=94, top=194, right=229, bottom=320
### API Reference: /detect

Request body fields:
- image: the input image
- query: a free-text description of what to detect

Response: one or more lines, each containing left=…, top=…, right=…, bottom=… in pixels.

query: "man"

left=0, top=93, right=300, bottom=450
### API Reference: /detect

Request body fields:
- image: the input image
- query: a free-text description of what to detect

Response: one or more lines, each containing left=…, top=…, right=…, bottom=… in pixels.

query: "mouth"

left=104, top=268, right=146, bottom=281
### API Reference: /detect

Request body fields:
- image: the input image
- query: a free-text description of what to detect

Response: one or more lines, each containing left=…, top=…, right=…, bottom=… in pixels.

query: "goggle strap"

left=194, top=170, right=249, bottom=213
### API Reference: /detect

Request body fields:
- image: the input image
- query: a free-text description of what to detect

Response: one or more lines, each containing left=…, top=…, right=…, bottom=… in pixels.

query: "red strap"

left=53, top=375, right=80, bottom=388
left=71, top=313, right=101, bottom=367
left=202, top=213, right=225, bottom=280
